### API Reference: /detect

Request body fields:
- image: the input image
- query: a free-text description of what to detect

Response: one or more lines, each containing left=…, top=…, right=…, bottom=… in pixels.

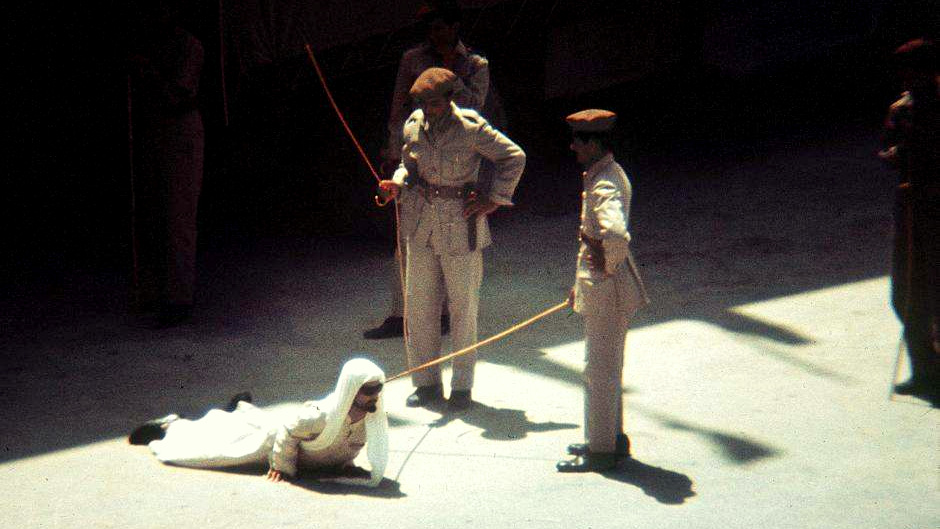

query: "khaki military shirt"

left=392, top=102, right=525, bottom=254
left=574, top=154, right=649, bottom=315
left=387, top=41, right=489, bottom=156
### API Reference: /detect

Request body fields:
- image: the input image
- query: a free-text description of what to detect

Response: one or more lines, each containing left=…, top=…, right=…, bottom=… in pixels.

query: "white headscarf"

left=308, top=357, right=388, bottom=487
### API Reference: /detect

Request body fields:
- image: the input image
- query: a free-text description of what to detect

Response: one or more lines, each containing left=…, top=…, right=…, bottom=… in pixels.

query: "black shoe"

left=556, top=452, right=618, bottom=473
left=405, top=384, right=444, bottom=408
left=128, top=414, right=179, bottom=445
left=224, top=392, right=253, bottom=412
left=567, top=433, right=631, bottom=459
left=155, top=304, right=193, bottom=329
left=447, top=389, right=472, bottom=410
left=363, top=317, right=404, bottom=339
left=894, top=379, right=940, bottom=406
left=441, top=314, right=450, bottom=335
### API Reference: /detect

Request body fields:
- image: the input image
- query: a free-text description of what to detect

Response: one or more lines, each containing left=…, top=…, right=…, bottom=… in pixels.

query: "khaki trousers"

left=579, top=278, right=630, bottom=454
left=405, top=242, right=482, bottom=391
left=387, top=244, right=449, bottom=319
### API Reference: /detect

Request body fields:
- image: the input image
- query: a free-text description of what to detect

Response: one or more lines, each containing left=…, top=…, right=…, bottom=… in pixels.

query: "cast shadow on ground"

left=634, top=406, right=783, bottom=465
left=291, top=477, right=406, bottom=498
left=599, top=458, right=696, bottom=505
left=208, top=463, right=406, bottom=498
left=427, top=402, right=579, bottom=441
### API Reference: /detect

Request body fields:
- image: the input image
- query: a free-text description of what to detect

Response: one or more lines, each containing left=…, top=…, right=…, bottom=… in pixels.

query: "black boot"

left=405, top=384, right=444, bottom=408
left=556, top=452, right=618, bottom=473
left=447, top=389, right=472, bottom=410
left=567, top=433, right=631, bottom=459
left=363, top=317, right=404, bottom=339
left=128, top=414, right=180, bottom=445
left=224, top=391, right=253, bottom=412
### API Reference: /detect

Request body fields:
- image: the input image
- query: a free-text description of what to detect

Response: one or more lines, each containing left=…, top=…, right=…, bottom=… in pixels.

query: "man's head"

left=566, top=109, right=617, bottom=167
left=352, top=381, right=383, bottom=413
left=893, top=38, right=938, bottom=95
left=418, top=1, right=462, bottom=50
left=410, top=67, right=457, bottom=120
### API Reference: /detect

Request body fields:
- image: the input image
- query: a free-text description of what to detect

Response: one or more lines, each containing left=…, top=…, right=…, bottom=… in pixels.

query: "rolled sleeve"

left=592, top=181, right=631, bottom=273
left=473, top=121, right=525, bottom=205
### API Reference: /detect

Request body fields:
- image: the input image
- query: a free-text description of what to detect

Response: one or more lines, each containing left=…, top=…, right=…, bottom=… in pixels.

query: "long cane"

left=127, top=74, right=140, bottom=306
left=385, top=300, right=570, bottom=382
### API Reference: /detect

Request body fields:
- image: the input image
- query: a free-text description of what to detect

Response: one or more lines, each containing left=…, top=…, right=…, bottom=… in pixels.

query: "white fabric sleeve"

left=269, top=404, right=327, bottom=477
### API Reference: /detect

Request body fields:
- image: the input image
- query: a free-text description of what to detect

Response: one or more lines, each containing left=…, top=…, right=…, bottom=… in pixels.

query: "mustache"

left=353, top=401, right=378, bottom=412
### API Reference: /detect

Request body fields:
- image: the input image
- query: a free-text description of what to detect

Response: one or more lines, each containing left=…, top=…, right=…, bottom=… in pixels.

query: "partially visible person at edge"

left=878, top=38, right=939, bottom=407
left=127, top=0, right=205, bottom=328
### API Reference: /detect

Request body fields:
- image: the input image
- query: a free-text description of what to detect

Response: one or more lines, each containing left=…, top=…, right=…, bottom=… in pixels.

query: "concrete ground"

left=2, top=123, right=937, bottom=529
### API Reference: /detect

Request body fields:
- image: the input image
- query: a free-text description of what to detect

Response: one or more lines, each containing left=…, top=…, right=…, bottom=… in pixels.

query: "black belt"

left=579, top=230, right=605, bottom=270
left=412, top=176, right=481, bottom=250
left=413, top=176, right=475, bottom=200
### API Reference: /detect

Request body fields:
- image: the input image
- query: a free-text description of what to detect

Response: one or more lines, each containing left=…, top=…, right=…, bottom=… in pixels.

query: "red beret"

left=409, top=67, right=457, bottom=99
left=566, top=109, right=617, bottom=132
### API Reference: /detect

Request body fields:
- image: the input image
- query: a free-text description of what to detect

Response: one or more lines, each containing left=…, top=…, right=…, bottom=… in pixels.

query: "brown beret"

left=566, top=109, right=617, bottom=132
left=409, top=67, right=457, bottom=100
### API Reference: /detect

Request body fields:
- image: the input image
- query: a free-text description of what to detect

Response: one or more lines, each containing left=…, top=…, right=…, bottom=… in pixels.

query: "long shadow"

left=427, top=402, right=580, bottom=441
left=483, top=353, right=784, bottom=465
left=633, top=405, right=783, bottom=465
left=291, top=477, right=406, bottom=498
left=599, top=458, right=696, bottom=505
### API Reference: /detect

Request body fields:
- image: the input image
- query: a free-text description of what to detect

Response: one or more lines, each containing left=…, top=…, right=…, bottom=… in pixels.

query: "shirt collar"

left=583, top=153, right=615, bottom=180
left=421, top=101, right=461, bottom=135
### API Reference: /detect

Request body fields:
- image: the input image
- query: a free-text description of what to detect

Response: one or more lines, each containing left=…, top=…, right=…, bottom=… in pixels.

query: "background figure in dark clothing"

left=879, top=38, right=939, bottom=405
left=128, top=1, right=205, bottom=327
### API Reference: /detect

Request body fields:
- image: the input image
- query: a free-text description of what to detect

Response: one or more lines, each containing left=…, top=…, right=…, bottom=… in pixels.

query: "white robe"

left=149, top=358, right=389, bottom=487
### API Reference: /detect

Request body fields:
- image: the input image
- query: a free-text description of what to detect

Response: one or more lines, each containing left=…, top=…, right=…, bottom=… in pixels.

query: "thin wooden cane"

left=386, top=300, right=571, bottom=382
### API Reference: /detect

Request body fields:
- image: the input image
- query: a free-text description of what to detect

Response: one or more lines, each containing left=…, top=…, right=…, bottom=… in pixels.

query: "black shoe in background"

left=363, top=317, right=404, bottom=339
left=224, top=392, right=253, bottom=412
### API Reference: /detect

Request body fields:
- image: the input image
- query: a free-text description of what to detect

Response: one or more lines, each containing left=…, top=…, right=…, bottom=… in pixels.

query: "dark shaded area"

left=5, top=0, right=936, bottom=283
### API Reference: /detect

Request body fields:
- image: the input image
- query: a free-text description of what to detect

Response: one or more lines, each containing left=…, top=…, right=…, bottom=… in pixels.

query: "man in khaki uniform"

left=557, top=109, right=648, bottom=472
left=364, top=0, right=493, bottom=340
left=377, top=67, right=525, bottom=410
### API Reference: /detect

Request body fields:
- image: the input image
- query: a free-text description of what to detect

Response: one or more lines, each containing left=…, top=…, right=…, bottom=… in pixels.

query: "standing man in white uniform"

left=557, top=109, right=649, bottom=472
left=377, top=67, right=525, bottom=410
